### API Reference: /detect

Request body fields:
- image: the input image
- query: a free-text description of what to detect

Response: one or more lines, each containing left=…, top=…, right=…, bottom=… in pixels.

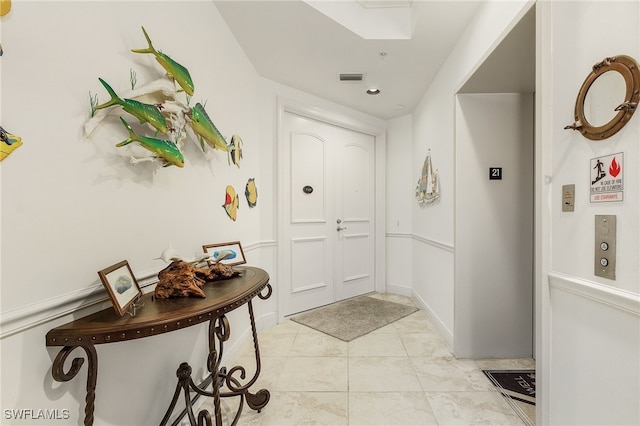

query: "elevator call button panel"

left=594, top=215, right=616, bottom=280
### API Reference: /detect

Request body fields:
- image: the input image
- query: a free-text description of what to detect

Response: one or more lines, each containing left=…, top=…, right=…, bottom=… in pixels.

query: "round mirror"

left=566, top=55, right=639, bottom=140
left=583, top=70, right=627, bottom=128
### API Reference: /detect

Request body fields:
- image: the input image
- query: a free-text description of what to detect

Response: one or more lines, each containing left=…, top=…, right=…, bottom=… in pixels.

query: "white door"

left=282, top=112, right=375, bottom=316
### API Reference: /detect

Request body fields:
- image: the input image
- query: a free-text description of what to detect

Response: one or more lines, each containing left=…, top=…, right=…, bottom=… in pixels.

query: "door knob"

left=336, top=219, right=347, bottom=231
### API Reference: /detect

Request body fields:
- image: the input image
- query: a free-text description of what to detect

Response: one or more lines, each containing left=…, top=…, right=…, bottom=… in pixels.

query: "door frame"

left=276, top=97, right=387, bottom=321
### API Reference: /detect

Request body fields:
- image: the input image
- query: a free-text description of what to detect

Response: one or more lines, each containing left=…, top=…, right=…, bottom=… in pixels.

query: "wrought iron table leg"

left=160, top=362, right=218, bottom=426
left=161, top=284, right=273, bottom=425
left=223, top=300, right=270, bottom=412
left=51, top=345, right=98, bottom=426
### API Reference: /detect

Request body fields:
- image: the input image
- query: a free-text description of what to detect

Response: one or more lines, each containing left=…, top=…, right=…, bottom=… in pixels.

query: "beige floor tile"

left=400, top=332, right=454, bottom=358
left=251, top=332, right=297, bottom=357
left=411, top=357, right=493, bottom=392
left=348, top=332, right=408, bottom=357
left=512, top=399, right=536, bottom=426
left=265, top=318, right=305, bottom=334
left=368, top=292, right=418, bottom=307
left=369, top=322, right=400, bottom=334
left=288, top=330, right=348, bottom=357
left=349, top=357, right=423, bottom=392
left=392, top=312, right=437, bottom=334
left=229, top=355, right=287, bottom=391
left=426, top=391, right=526, bottom=425
left=224, top=295, right=535, bottom=425
left=349, top=392, right=439, bottom=425
left=224, top=391, right=348, bottom=425
left=258, top=391, right=348, bottom=425
left=219, top=398, right=263, bottom=426
left=466, top=358, right=536, bottom=370
left=276, top=356, right=348, bottom=391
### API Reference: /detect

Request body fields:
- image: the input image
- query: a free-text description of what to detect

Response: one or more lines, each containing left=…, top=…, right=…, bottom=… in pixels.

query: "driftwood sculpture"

left=154, top=260, right=240, bottom=299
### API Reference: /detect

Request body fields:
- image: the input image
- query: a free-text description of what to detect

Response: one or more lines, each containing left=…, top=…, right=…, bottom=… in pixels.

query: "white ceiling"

left=214, top=0, right=484, bottom=120
left=459, top=5, right=535, bottom=94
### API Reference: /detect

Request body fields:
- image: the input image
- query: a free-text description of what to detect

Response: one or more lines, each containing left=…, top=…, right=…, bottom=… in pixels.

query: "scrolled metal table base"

left=160, top=294, right=271, bottom=426
left=51, top=345, right=98, bottom=426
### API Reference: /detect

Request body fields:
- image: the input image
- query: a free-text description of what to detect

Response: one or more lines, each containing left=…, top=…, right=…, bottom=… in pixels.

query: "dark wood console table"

left=46, top=266, right=272, bottom=426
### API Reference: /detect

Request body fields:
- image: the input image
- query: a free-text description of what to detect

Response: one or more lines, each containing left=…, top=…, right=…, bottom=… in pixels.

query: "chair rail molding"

left=412, top=233, right=454, bottom=252
left=548, top=271, right=640, bottom=316
left=0, top=240, right=277, bottom=339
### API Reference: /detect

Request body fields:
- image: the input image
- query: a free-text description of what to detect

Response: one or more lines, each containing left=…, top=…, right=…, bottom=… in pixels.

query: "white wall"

left=408, top=0, right=533, bottom=348
left=549, top=1, right=639, bottom=292
left=542, top=1, right=640, bottom=425
left=0, top=2, right=276, bottom=425
left=1, top=1, right=263, bottom=311
left=548, top=273, right=639, bottom=426
left=407, top=1, right=639, bottom=423
left=454, top=93, right=534, bottom=359
left=385, top=115, right=413, bottom=296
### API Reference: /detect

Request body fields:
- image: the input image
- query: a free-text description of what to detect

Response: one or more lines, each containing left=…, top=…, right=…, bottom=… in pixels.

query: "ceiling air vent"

left=338, top=73, right=364, bottom=82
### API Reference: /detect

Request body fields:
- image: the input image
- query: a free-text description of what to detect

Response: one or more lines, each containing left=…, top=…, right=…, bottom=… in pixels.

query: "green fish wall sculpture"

left=117, top=117, right=184, bottom=168
left=131, top=27, right=195, bottom=96
left=94, top=78, right=168, bottom=134
left=190, top=103, right=229, bottom=152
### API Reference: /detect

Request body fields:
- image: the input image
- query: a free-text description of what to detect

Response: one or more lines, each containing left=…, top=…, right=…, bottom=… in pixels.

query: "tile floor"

left=222, top=293, right=535, bottom=425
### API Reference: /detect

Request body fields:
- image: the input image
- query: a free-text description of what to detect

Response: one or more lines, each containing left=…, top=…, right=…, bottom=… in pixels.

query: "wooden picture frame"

left=98, top=260, right=142, bottom=316
left=202, top=241, right=246, bottom=266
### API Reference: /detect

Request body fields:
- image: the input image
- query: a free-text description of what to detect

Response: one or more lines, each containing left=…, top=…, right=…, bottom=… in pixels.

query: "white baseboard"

left=385, top=283, right=412, bottom=297
left=411, top=290, right=454, bottom=350
left=256, top=312, right=279, bottom=332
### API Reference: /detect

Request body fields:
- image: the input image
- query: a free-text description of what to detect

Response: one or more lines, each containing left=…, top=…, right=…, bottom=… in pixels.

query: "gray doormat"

left=290, top=295, right=418, bottom=341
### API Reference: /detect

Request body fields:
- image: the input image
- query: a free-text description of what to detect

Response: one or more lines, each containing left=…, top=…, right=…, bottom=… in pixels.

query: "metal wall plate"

left=594, top=215, right=616, bottom=280
left=562, top=184, right=575, bottom=212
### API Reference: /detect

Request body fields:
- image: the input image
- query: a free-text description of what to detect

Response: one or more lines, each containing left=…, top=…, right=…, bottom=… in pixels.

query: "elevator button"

left=600, top=258, right=609, bottom=267
left=600, top=242, right=609, bottom=251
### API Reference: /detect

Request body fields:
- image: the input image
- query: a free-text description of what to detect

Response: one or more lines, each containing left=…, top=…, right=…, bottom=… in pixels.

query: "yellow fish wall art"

left=0, top=0, right=11, bottom=16
left=222, top=185, right=239, bottom=221
left=0, top=126, right=22, bottom=161
left=228, top=135, right=243, bottom=168
left=245, top=178, right=258, bottom=208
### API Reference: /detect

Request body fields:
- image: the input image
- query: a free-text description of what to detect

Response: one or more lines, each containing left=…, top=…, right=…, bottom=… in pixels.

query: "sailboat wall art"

left=416, top=149, right=440, bottom=206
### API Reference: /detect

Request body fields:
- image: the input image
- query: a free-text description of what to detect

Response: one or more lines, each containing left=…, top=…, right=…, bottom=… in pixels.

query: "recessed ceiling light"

left=367, top=88, right=381, bottom=95
left=394, top=104, right=405, bottom=109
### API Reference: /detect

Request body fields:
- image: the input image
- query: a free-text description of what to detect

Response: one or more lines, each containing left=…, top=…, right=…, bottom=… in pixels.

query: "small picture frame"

left=202, top=241, right=246, bottom=266
left=98, top=260, right=142, bottom=316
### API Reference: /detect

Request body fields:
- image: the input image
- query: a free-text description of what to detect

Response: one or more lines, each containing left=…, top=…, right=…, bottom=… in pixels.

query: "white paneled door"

left=282, top=112, right=375, bottom=316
